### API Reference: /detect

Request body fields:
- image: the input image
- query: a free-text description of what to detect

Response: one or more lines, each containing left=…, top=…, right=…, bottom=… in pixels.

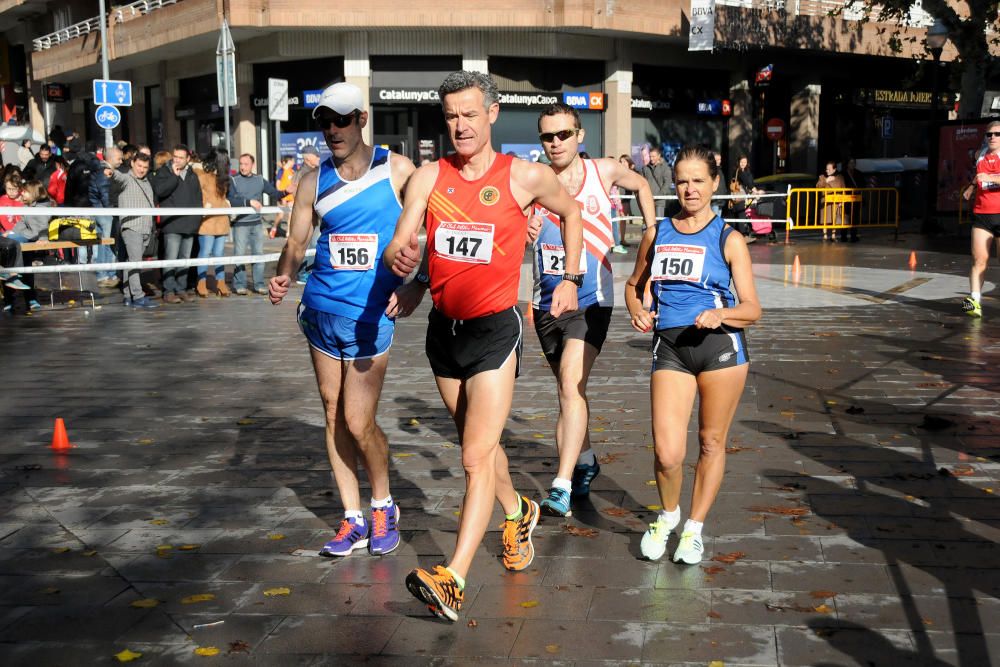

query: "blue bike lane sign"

left=95, top=105, right=121, bottom=130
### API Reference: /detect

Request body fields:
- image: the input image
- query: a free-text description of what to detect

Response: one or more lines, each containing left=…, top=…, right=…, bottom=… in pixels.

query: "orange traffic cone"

left=908, top=251, right=917, bottom=270
left=50, top=418, right=73, bottom=451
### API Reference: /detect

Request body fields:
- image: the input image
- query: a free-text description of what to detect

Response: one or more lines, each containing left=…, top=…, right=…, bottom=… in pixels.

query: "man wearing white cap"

left=269, top=82, right=418, bottom=557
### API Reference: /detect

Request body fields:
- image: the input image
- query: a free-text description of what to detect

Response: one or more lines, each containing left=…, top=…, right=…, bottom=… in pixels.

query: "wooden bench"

left=21, top=238, right=116, bottom=252
left=19, top=238, right=117, bottom=310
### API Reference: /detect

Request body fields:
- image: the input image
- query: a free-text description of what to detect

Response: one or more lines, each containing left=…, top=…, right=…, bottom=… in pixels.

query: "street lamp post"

left=924, top=19, right=949, bottom=233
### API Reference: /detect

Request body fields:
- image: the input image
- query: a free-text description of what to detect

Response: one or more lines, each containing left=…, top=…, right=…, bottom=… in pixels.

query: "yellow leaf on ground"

left=156, top=545, right=172, bottom=551
left=267, top=534, right=285, bottom=541
left=178, top=544, right=200, bottom=551
left=130, top=598, right=160, bottom=608
left=645, top=480, right=657, bottom=486
left=813, top=604, right=833, bottom=614
left=148, top=519, right=169, bottom=526
left=52, top=547, right=70, bottom=554
left=646, top=504, right=663, bottom=511
left=408, top=418, right=420, bottom=425
left=393, top=452, right=414, bottom=458
left=532, top=433, right=545, bottom=439
left=82, top=550, right=97, bottom=557
left=136, top=438, right=154, bottom=445
left=194, top=646, right=220, bottom=656
left=780, top=410, right=795, bottom=417
left=593, top=427, right=605, bottom=432
left=985, top=488, right=994, bottom=494
left=520, top=600, right=539, bottom=608
left=709, top=662, right=725, bottom=667
left=264, top=587, right=291, bottom=597
left=236, top=419, right=254, bottom=425
left=114, top=648, right=143, bottom=662
left=545, top=644, right=560, bottom=653
left=181, top=594, right=216, bottom=604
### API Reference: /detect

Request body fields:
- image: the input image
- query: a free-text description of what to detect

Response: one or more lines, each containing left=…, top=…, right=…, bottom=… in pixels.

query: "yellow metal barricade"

left=785, top=188, right=899, bottom=239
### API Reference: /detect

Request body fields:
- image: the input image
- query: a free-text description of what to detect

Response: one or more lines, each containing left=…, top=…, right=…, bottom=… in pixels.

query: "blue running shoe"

left=130, top=297, right=159, bottom=309
left=571, top=460, right=601, bottom=497
left=369, top=503, right=400, bottom=555
left=540, top=486, right=571, bottom=517
left=319, top=517, right=369, bottom=557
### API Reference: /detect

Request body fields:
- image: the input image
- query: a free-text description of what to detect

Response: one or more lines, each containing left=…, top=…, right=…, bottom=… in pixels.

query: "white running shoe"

left=640, top=513, right=679, bottom=561
left=672, top=531, right=704, bottom=564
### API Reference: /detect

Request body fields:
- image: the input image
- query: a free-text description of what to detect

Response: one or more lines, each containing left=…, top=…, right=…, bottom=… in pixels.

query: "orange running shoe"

left=405, top=565, right=463, bottom=622
left=501, top=496, right=539, bottom=571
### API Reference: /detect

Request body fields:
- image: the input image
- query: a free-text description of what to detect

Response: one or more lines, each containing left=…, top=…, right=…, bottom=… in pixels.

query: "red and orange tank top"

left=425, top=152, right=527, bottom=320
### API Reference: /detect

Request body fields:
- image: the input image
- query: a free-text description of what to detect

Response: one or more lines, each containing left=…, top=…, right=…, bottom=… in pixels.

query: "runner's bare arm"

left=383, top=163, right=438, bottom=277
left=386, top=246, right=430, bottom=318
left=390, top=153, right=417, bottom=201
left=599, top=158, right=657, bottom=228
left=694, top=231, right=761, bottom=330
left=512, top=160, right=582, bottom=317
left=269, top=168, right=318, bottom=305
left=625, top=224, right=657, bottom=332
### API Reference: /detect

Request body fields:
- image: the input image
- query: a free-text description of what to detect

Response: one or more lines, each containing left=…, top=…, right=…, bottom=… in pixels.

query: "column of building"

left=604, top=55, right=632, bottom=161
left=344, top=32, right=371, bottom=145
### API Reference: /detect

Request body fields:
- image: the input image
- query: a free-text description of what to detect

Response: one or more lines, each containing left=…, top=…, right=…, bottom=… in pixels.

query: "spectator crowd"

left=0, top=131, right=301, bottom=313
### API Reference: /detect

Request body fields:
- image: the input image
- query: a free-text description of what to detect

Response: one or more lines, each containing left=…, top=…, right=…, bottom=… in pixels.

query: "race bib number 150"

left=651, top=244, right=705, bottom=282
left=435, top=221, right=494, bottom=264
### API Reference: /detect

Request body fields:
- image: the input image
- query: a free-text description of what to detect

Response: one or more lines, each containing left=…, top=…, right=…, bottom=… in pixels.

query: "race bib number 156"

left=651, top=244, right=706, bottom=282
left=434, top=221, right=494, bottom=264
left=330, top=234, right=377, bottom=271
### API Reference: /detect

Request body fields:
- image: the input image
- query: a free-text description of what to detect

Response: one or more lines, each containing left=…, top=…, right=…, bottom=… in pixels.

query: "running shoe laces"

left=372, top=508, right=389, bottom=539
left=333, top=519, right=355, bottom=541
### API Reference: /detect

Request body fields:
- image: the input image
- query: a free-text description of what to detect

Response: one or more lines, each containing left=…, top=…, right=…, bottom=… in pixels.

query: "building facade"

left=5, top=0, right=966, bottom=181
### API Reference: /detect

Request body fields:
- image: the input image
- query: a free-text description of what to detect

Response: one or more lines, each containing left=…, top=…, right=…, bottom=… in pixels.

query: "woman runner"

left=625, top=145, right=762, bottom=564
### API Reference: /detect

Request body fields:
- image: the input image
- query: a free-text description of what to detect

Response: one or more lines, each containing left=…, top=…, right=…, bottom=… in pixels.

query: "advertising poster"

left=280, top=132, right=331, bottom=166
left=937, top=123, right=990, bottom=213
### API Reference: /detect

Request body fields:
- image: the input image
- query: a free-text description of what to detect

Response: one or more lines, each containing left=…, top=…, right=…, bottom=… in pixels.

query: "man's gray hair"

left=439, top=71, right=500, bottom=109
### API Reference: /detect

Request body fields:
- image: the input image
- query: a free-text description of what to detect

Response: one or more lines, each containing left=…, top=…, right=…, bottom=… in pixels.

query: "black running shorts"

left=651, top=325, right=749, bottom=375
left=972, top=212, right=1000, bottom=236
left=426, top=306, right=524, bottom=380
left=532, top=305, right=613, bottom=362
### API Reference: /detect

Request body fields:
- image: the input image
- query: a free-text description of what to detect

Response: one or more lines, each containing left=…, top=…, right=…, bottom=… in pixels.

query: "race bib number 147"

left=435, top=221, right=494, bottom=264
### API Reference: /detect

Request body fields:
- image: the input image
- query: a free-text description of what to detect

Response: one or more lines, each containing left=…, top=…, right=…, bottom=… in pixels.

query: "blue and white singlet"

left=651, top=215, right=737, bottom=330
left=301, top=147, right=403, bottom=324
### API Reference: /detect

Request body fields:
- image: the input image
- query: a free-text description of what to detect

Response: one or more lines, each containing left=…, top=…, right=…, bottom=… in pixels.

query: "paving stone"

left=3, top=236, right=1000, bottom=663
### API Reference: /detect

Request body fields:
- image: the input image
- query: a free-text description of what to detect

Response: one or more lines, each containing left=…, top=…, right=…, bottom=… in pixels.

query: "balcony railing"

left=32, top=0, right=179, bottom=51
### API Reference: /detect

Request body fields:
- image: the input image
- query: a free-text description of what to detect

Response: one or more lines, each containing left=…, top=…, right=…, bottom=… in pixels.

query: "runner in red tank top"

left=383, top=71, right=583, bottom=622
left=961, top=120, right=1000, bottom=317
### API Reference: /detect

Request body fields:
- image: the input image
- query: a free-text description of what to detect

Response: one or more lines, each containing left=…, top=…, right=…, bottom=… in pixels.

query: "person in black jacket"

left=22, top=145, right=55, bottom=185
left=152, top=144, right=204, bottom=303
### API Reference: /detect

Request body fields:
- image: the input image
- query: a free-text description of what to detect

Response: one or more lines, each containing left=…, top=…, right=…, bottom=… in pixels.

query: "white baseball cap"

left=311, top=82, right=364, bottom=117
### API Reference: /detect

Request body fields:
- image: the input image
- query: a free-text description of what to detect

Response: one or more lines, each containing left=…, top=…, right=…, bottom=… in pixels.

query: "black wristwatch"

left=414, top=272, right=430, bottom=287
left=562, top=272, right=584, bottom=287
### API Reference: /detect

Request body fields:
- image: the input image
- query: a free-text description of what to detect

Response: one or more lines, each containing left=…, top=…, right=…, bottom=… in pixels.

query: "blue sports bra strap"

left=718, top=218, right=734, bottom=260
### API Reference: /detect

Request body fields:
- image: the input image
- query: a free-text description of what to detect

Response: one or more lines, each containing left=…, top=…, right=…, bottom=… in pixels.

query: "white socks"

left=577, top=449, right=597, bottom=466
left=371, top=495, right=393, bottom=509
left=972, top=291, right=982, bottom=302
left=552, top=478, right=572, bottom=492
left=683, top=518, right=704, bottom=536
left=659, top=507, right=681, bottom=525
left=345, top=509, right=364, bottom=526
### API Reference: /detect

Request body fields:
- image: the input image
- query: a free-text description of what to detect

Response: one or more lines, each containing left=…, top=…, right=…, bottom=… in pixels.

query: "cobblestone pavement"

left=0, top=230, right=998, bottom=665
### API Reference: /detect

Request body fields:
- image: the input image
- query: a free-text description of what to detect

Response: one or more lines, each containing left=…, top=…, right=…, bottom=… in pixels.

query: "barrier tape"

left=0, top=206, right=283, bottom=217
left=10, top=249, right=316, bottom=275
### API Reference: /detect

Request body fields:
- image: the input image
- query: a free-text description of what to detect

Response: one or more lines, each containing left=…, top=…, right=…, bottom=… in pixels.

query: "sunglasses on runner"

left=317, top=111, right=359, bottom=130
left=986, top=132, right=1000, bottom=138
left=539, top=129, right=579, bottom=143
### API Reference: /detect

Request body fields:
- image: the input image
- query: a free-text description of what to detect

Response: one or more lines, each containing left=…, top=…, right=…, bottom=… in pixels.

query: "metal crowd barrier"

left=785, top=188, right=899, bottom=241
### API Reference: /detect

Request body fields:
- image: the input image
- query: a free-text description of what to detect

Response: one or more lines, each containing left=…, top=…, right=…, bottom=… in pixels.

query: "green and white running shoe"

left=963, top=297, right=982, bottom=318
left=639, top=513, right=679, bottom=561
left=672, top=531, right=705, bottom=565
